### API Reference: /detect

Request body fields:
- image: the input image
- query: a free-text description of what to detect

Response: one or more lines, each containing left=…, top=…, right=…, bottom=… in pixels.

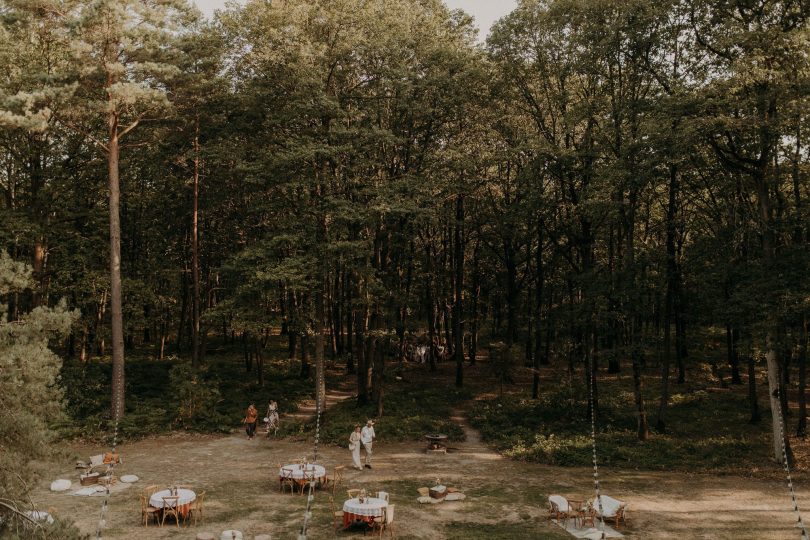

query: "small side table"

left=425, top=434, right=448, bottom=453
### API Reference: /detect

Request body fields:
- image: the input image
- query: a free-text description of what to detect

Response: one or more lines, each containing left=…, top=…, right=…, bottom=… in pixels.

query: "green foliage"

left=468, top=375, right=771, bottom=472
left=168, top=360, right=228, bottom=430
left=0, top=516, right=88, bottom=540
left=0, top=253, right=79, bottom=531
left=59, top=345, right=314, bottom=440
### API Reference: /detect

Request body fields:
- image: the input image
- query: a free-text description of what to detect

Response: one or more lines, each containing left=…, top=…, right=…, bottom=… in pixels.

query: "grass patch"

left=443, top=520, right=568, bottom=539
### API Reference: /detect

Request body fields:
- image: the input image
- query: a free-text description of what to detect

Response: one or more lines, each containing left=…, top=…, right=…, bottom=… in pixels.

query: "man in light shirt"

left=360, top=419, right=375, bottom=469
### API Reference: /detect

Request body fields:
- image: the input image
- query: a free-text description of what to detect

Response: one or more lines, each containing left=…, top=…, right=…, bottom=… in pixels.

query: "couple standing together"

left=349, top=420, right=375, bottom=470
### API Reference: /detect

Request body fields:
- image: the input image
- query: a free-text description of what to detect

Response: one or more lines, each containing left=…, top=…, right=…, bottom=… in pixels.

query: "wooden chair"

left=278, top=465, right=295, bottom=494
left=161, top=496, right=181, bottom=528
left=189, top=490, right=206, bottom=526
left=142, top=484, right=160, bottom=498
left=299, top=470, right=316, bottom=495
left=139, top=494, right=160, bottom=527
left=328, top=465, right=345, bottom=494
left=371, top=505, right=394, bottom=538
left=567, top=498, right=585, bottom=528
left=329, top=496, right=344, bottom=532
left=347, top=488, right=361, bottom=499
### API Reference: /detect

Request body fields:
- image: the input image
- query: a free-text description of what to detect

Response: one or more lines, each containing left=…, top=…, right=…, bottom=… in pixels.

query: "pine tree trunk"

left=533, top=222, right=544, bottom=398
left=469, top=236, right=480, bottom=366
left=453, top=194, right=464, bottom=387
left=798, top=317, right=807, bottom=436
left=191, top=118, right=201, bottom=368
left=300, top=333, right=310, bottom=379
left=657, top=164, right=678, bottom=432
left=107, top=112, right=126, bottom=421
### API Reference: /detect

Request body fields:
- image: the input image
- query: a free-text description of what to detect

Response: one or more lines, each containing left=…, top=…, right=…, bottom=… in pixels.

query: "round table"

left=278, top=464, right=326, bottom=480
left=150, top=488, right=196, bottom=518
left=342, top=497, right=388, bottom=528
left=279, top=464, right=326, bottom=493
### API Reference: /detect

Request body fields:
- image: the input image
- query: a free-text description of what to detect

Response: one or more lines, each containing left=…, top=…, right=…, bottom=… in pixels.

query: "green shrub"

left=168, top=361, right=229, bottom=431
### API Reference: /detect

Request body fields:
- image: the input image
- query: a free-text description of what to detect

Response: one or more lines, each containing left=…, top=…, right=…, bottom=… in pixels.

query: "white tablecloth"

left=343, top=497, right=388, bottom=518
left=149, top=488, right=196, bottom=508
left=279, top=464, right=326, bottom=480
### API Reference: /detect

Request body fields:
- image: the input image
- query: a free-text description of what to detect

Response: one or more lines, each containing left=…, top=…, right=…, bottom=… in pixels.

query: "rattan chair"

left=347, top=488, right=361, bottom=499
left=548, top=495, right=572, bottom=528
left=591, top=495, right=628, bottom=528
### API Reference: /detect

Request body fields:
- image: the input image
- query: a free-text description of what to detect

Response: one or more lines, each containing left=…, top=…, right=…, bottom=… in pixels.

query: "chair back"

left=143, top=484, right=160, bottom=497
left=162, top=496, right=180, bottom=510
left=377, top=490, right=389, bottom=502
left=548, top=495, right=569, bottom=513
left=196, top=490, right=206, bottom=509
left=139, top=494, right=147, bottom=512
left=347, top=488, right=361, bottom=498
left=593, top=495, right=623, bottom=517
left=386, top=504, right=395, bottom=524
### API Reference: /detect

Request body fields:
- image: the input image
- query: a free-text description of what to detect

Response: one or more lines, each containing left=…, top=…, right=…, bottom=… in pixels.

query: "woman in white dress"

left=349, top=424, right=362, bottom=470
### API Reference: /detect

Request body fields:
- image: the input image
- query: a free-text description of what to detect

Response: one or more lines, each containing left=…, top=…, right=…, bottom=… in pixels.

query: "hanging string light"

left=95, top=400, right=121, bottom=540
left=775, top=390, right=808, bottom=539
left=587, top=354, right=606, bottom=540
left=299, top=360, right=325, bottom=539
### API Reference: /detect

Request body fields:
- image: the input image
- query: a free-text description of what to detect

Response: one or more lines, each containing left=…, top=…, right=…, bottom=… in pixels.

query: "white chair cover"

left=593, top=495, right=624, bottom=518
left=548, top=494, right=570, bottom=512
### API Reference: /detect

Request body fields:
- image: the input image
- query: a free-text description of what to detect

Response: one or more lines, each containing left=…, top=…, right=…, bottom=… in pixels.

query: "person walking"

left=244, top=402, right=258, bottom=440
left=349, top=424, right=362, bottom=470
left=264, top=400, right=279, bottom=437
left=361, top=419, right=375, bottom=469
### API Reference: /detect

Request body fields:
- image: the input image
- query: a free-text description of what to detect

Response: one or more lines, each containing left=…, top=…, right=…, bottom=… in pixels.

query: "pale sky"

left=193, top=0, right=517, bottom=40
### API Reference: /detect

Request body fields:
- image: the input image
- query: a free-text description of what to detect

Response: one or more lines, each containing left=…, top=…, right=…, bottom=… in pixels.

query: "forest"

left=1, top=0, right=809, bottom=537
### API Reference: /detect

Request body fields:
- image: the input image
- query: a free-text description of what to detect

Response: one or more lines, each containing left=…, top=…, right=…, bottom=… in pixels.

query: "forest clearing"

left=2, top=0, right=810, bottom=539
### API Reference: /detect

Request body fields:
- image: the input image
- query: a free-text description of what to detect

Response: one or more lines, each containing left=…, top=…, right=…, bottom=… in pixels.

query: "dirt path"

left=29, top=404, right=810, bottom=539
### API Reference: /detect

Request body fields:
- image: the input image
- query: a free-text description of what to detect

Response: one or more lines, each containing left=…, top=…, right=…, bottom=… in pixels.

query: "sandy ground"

left=26, top=407, right=810, bottom=540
